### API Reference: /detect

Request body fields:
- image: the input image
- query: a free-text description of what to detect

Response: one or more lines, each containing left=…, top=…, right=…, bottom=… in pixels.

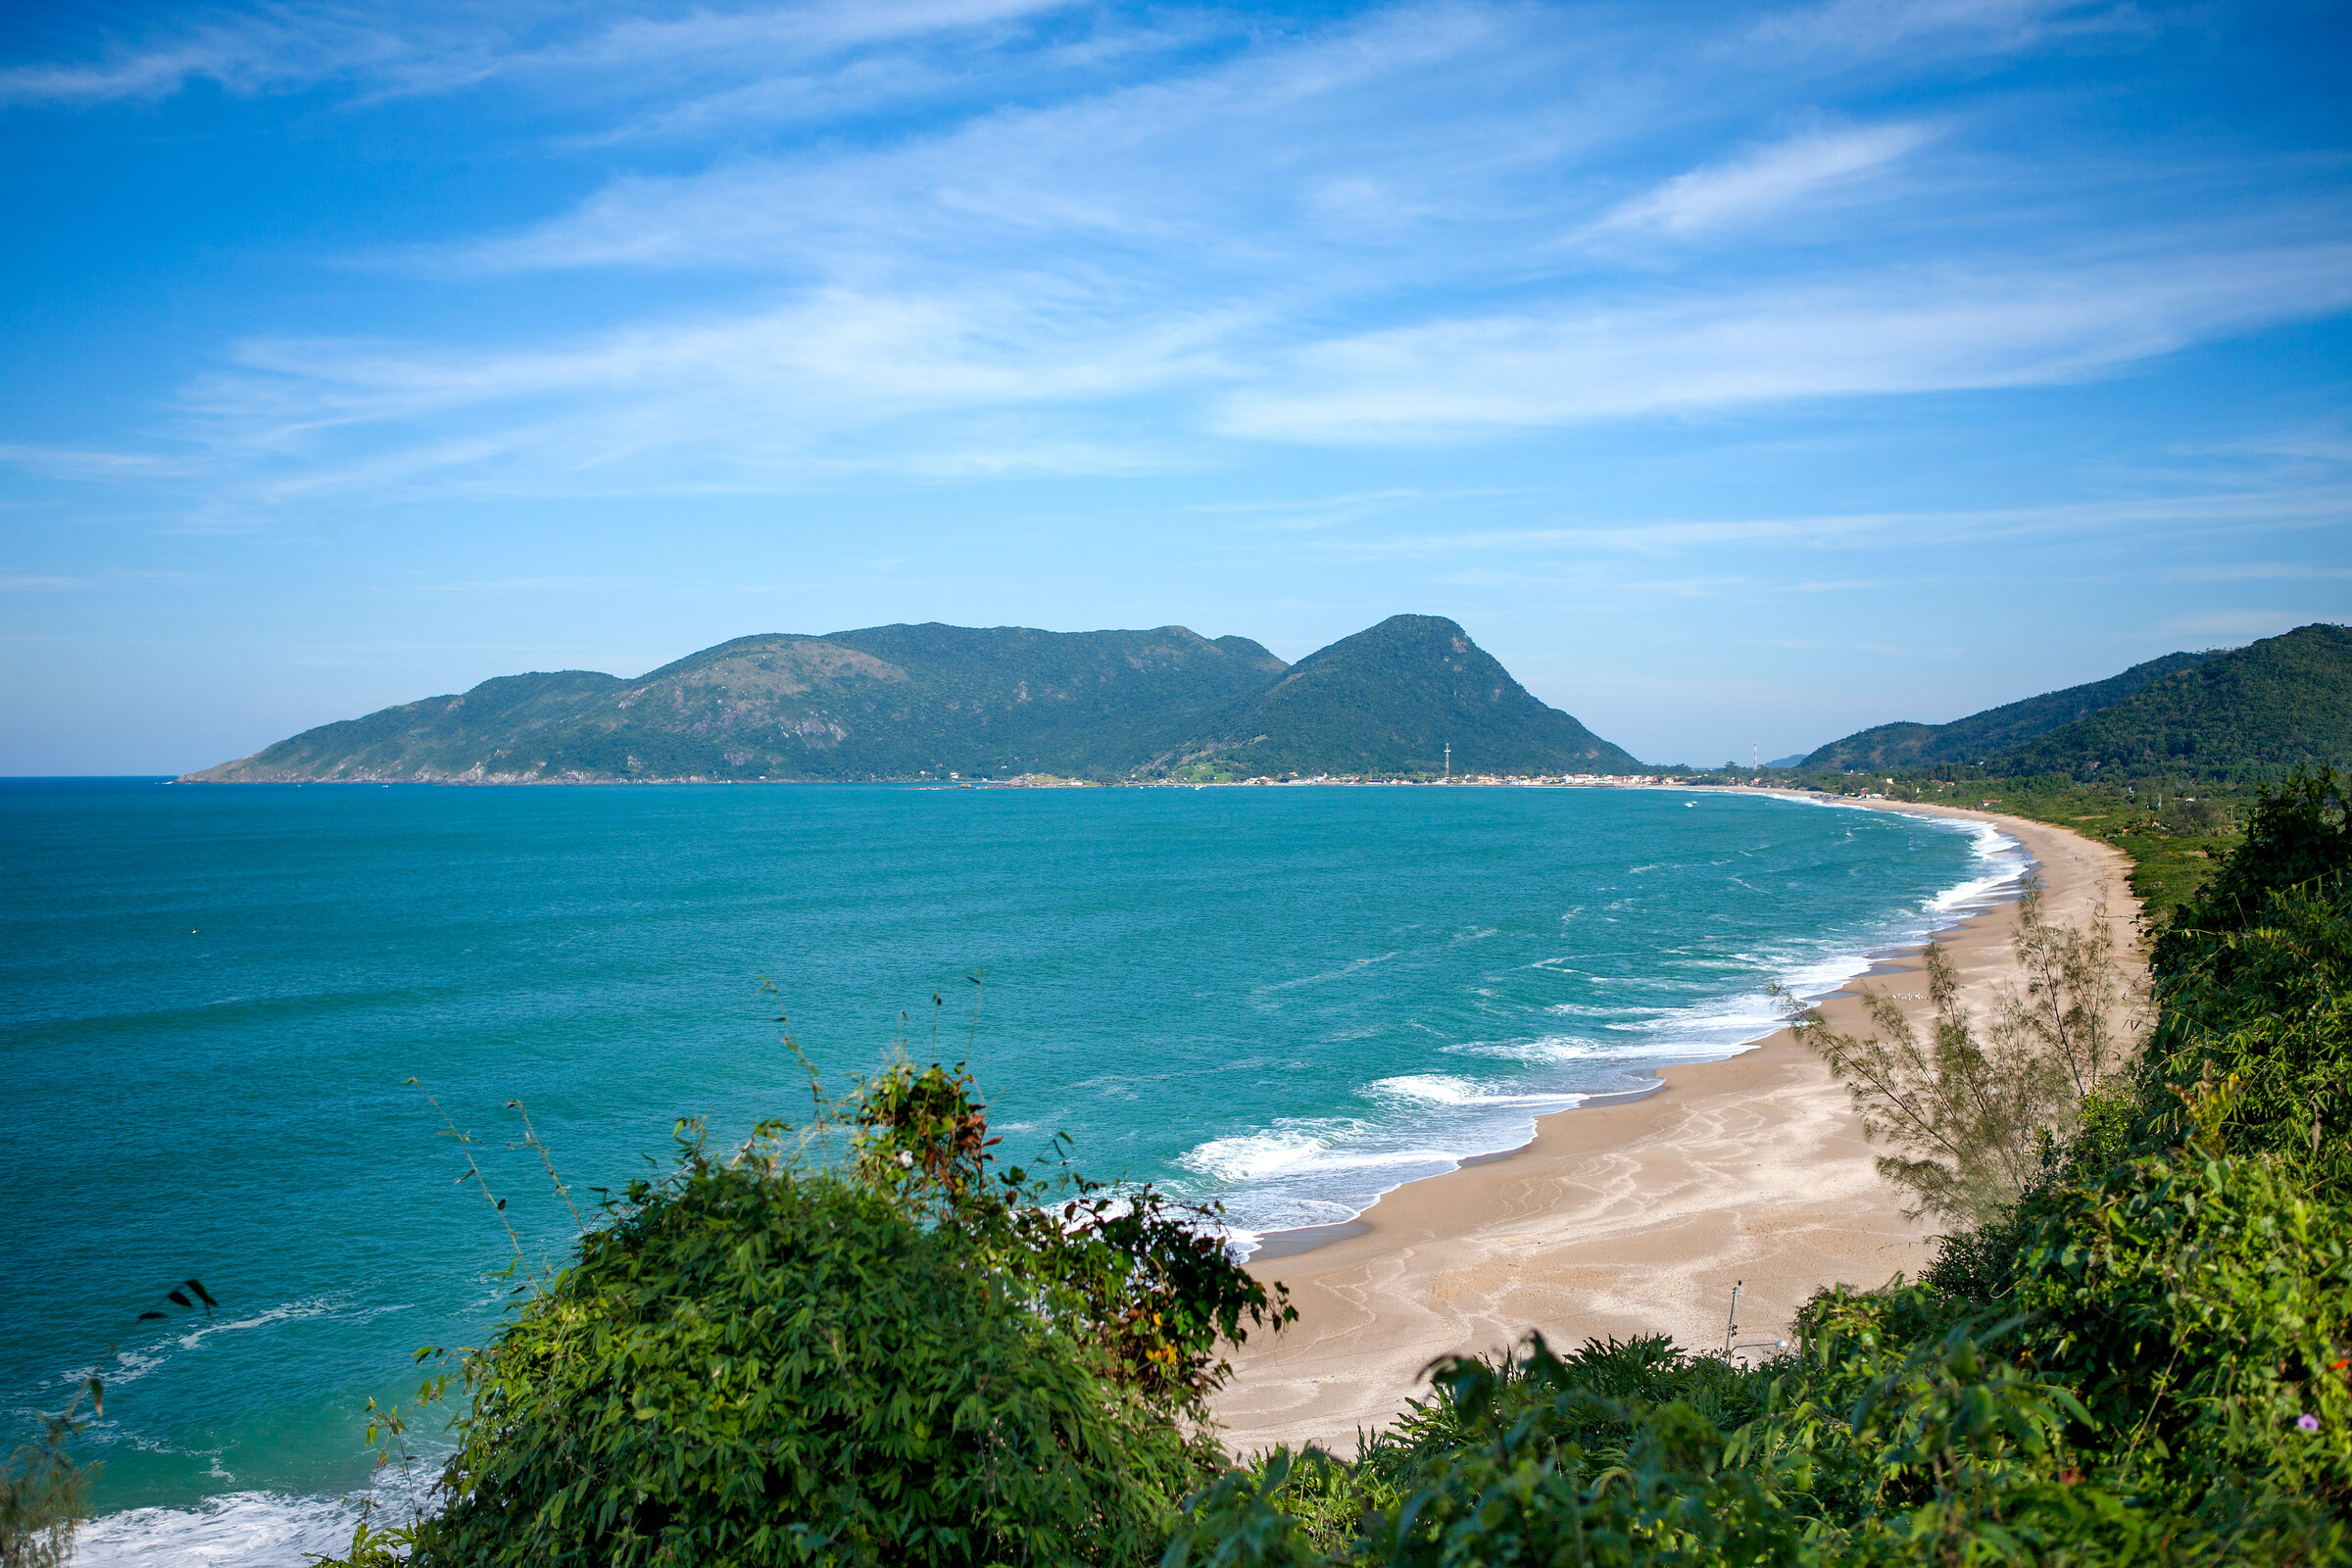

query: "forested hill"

left=1161, top=614, right=1642, bottom=777
left=1803, top=623, right=2352, bottom=777
left=1997, top=621, right=2352, bottom=776
left=1801, top=650, right=2217, bottom=770
left=181, top=616, right=1642, bottom=782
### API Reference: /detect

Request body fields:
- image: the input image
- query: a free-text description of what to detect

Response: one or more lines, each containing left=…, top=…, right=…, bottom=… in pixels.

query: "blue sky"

left=2, top=0, right=2347, bottom=772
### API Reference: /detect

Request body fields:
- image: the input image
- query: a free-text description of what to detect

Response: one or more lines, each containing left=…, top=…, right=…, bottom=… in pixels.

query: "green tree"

left=347, top=1058, right=1287, bottom=1568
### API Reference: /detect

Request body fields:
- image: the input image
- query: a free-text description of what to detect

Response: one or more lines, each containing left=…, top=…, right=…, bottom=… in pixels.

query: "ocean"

left=0, top=778, right=2022, bottom=1565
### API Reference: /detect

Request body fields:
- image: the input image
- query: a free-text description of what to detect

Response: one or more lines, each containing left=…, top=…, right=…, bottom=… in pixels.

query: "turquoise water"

left=0, top=779, right=2018, bottom=1563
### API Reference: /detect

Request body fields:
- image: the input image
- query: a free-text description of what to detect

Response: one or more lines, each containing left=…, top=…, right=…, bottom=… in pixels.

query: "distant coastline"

left=174, top=769, right=1696, bottom=787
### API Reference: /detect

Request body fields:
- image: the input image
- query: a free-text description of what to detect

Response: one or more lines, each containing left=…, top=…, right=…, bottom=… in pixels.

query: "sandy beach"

left=1212, top=798, right=2139, bottom=1455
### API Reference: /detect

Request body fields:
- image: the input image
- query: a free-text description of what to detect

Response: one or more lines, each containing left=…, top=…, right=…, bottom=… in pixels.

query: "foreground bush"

left=344, top=1061, right=1289, bottom=1568
left=416, top=1154, right=1193, bottom=1566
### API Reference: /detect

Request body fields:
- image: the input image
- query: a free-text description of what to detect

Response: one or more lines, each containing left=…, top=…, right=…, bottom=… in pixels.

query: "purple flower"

left=2298, top=1414, right=2322, bottom=1433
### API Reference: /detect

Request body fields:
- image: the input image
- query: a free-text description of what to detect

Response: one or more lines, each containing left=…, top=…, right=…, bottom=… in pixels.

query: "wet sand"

left=1212, top=799, right=2137, bottom=1455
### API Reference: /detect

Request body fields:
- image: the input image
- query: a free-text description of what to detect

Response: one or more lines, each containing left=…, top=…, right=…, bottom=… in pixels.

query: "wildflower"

left=2298, top=1414, right=2322, bottom=1433
left=897, top=1150, right=914, bottom=1168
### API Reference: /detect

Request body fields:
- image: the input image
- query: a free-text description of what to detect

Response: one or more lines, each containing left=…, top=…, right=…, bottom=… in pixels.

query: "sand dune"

left=1212, top=800, right=2138, bottom=1455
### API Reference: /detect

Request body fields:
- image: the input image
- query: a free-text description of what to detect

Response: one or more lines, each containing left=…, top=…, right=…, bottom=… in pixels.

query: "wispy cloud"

left=1261, top=484, right=2352, bottom=558
left=0, top=0, right=1086, bottom=110
left=1216, top=242, right=2352, bottom=440
left=11, top=0, right=2350, bottom=515
left=2166, top=563, right=2352, bottom=582
left=0, top=9, right=506, bottom=105
left=171, top=281, right=1239, bottom=501
left=1741, top=0, right=2141, bottom=58
left=0, top=444, right=201, bottom=477
left=1584, top=122, right=1936, bottom=240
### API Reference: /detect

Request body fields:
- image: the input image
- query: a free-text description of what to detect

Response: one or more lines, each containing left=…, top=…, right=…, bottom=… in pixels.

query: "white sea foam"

left=72, top=1461, right=440, bottom=1568
left=73, top=1491, right=359, bottom=1567
left=1180, top=1125, right=1346, bottom=1181
left=1450, top=1034, right=1671, bottom=1066
left=1364, top=1073, right=1583, bottom=1108
left=1925, top=821, right=2030, bottom=913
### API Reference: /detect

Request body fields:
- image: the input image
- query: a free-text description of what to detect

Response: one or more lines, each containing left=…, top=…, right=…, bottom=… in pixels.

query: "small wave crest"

left=1180, top=1125, right=1348, bottom=1182
left=1925, top=820, right=2030, bottom=913
left=1364, top=1073, right=1586, bottom=1108
left=72, top=1461, right=440, bottom=1568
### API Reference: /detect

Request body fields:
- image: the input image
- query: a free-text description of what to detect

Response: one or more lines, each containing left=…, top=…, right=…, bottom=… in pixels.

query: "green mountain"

left=1799, top=623, right=2351, bottom=778
left=1151, top=614, right=1643, bottom=777
left=1801, top=650, right=2219, bottom=771
left=182, top=616, right=1640, bottom=782
left=1996, top=622, right=2352, bottom=777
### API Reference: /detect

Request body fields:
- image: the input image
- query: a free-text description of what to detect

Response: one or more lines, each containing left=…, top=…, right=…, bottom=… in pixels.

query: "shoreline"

left=1211, top=799, right=2139, bottom=1455
left=1228, top=793, right=2018, bottom=1263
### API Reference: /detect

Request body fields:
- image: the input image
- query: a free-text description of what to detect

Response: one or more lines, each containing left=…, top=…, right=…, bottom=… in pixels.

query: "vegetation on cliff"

left=322, top=1055, right=1290, bottom=1568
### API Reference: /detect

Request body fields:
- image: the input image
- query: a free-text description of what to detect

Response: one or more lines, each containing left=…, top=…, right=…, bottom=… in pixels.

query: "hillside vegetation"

left=1801, top=651, right=2215, bottom=771
left=1160, top=615, right=1640, bottom=777
left=2003, top=622, right=2352, bottom=778
left=181, top=616, right=1641, bottom=784
left=1801, top=623, right=2349, bottom=780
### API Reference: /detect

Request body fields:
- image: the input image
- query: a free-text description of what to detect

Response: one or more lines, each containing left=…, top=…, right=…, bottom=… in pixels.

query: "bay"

left=0, top=778, right=2014, bottom=1560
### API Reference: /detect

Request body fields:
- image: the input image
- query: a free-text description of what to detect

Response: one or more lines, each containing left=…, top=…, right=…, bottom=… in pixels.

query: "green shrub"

left=0, top=1419, right=87, bottom=1568
left=2150, top=772, right=2348, bottom=972
left=342, top=1058, right=1287, bottom=1568
left=414, top=1152, right=1195, bottom=1567
left=2007, top=1129, right=2352, bottom=1518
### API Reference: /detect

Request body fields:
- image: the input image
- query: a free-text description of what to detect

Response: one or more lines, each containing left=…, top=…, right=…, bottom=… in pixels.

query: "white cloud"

left=442, top=2, right=1544, bottom=277
left=1585, top=122, right=1935, bottom=239
left=0, top=9, right=504, bottom=105
left=161, top=233, right=2352, bottom=501
left=564, top=0, right=1079, bottom=67
left=1214, top=243, right=2352, bottom=440
left=0, top=444, right=201, bottom=478
left=18, top=0, right=2351, bottom=510
left=174, top=282, right=1241, bottom=500
left=0, top=0, right=1079, bottom=109
left=1740, top=0, right=2129, bottom=57
left=1265, top=484, right=2352, bottom=558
